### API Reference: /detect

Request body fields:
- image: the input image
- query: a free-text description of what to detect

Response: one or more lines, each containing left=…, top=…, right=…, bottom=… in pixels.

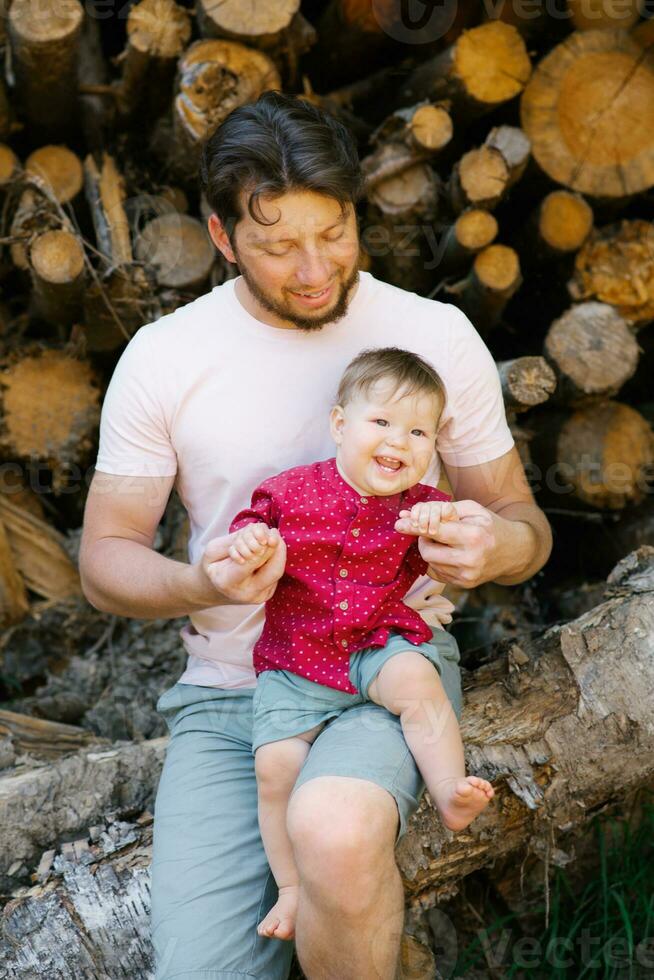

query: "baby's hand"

left=396, top=500, right=459, bottom=538
left=229, top=523, right=282, bottom=569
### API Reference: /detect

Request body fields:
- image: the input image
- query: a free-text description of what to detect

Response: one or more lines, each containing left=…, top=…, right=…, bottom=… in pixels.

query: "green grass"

left=453, top=792, right=654, bottom=978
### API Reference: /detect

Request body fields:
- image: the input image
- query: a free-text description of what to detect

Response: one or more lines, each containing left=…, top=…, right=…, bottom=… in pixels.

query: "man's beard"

left=233, top=251, right=360, bottom=332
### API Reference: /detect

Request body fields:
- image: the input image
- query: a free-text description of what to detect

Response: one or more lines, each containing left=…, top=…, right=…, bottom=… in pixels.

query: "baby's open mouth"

left=375, top=457, right=404, bottom=472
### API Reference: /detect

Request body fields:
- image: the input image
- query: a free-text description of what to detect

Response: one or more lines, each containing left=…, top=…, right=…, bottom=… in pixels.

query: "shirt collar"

left=321, top=457, right=428, bottom=516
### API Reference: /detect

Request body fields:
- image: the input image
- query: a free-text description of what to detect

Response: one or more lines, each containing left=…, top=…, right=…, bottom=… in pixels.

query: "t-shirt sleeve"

left=436, top=306, right=514, bottom=467
left=229, top=476, right=284, bottom=532
left=95, top=327, right=178, bottom=477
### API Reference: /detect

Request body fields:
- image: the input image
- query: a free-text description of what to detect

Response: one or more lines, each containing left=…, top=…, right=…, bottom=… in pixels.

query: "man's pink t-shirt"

left=94, top=271, right=514, bottom=689
left=229, top=457, right=452, bottom=693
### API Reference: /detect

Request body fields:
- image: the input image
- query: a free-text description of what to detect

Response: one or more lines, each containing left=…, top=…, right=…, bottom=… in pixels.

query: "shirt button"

left=351, top=528, right=360, bottom=537
left=339, top=568, right=348, bottom=578
left=339, top=600, right=349, bottom=610
left=341, top=640, right=348, bottom=648
left=360, top=497, right=368, bottom=504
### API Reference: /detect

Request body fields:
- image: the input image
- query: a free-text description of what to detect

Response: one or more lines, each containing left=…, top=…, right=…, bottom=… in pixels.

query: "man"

left=79, top=91, right=552, bottom=980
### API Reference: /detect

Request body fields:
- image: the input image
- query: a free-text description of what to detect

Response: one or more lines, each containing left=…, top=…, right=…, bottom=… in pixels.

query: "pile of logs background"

left=1, top=0, right=654, bottom=976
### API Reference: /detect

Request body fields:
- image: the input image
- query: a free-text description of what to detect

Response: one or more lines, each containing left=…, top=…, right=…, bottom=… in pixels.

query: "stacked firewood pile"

left=1, top=1, right=654, bottom=976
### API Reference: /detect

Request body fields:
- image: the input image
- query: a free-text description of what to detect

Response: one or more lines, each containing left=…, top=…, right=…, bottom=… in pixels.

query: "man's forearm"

left=489, top=501, right=553, bottom=586
left=80, top=537, right=229, bottom=619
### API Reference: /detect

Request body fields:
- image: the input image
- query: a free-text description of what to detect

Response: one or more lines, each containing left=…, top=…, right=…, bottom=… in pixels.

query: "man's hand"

left=196, top=523, right=286, bottom=605
left=395, top=499, right=520, bottom=589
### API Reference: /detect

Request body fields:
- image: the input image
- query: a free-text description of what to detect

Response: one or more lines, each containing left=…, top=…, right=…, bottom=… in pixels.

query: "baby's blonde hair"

left=335, top=347, right=446, bottom=421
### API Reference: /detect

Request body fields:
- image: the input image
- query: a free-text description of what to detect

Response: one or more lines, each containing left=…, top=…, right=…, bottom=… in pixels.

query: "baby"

left=227, top=347, right=494, bottom=942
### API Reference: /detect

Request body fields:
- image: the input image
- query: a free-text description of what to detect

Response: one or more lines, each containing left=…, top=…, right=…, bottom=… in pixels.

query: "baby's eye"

left=374, top=419, right=388, bottom=426
left=412, top=429, right=426, bottom=437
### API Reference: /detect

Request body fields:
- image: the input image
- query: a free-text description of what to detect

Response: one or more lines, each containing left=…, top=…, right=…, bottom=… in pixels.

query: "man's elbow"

left=79, top=567, right=111, bottom=614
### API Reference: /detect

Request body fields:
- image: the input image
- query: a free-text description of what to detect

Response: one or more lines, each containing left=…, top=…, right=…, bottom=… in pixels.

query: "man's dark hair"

left=199, top=90, right=364, bottom=234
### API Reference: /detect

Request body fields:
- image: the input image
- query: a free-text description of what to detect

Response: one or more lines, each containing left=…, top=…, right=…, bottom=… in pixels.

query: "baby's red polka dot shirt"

left=229, top=456, right=452, bottom=694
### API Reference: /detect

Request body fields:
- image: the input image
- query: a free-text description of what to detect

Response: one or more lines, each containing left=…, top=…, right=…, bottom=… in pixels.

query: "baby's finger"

left=442, top=501, right=459, bottom=522
left=427, top=510, right=442, bottom=536
left=228, top=544, right=246, bottom=564
left=417, top=503, right=432, bottom=534
left=252, top=524, right=272, bottom=545
left=244, top=529, right=266, bottom=551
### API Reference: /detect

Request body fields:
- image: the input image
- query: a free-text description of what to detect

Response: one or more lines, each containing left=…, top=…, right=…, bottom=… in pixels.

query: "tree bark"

left=8, top=0, right=83, bottom=139
left=116, top=0, right=192, bottom=124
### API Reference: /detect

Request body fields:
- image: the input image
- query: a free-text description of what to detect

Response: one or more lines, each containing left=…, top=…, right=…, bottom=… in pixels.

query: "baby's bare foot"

left=257, top=885, right=298, bottom=941
left=432, top=776, right=494, bottom=832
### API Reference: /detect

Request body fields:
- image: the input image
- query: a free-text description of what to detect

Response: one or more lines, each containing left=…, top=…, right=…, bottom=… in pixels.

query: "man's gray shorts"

left=151, top=629, right=462, bottom=980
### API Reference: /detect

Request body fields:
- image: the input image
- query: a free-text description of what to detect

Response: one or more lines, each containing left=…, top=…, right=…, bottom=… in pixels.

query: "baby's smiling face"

left=329, top=378, right=443, bottom=497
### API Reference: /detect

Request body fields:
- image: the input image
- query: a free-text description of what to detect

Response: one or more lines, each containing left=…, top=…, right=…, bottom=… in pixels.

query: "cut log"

left=3, top=550, right=654, bottom=960
left=569, top=219, right=654, bottom=326
left=0, top=709, right=104, bottom=759
left=78, top=8, right=114, bottom=153
left=396, top=21, right=532, bottom=118
left=447, top=145, right=510, bottom=213
left=521, top=29, right=654, bottom=198
left=447, top=244, right=522, bottom=331
left=196, top=0, right=297, bottom=44
left=29, top=229, right=86, bottom=327
left=365, top=163, right=440, bottom=293
left=25, top=146, right=84, bottom=208
left=538, top=189, right=593, bottom=256
left=167, top=40, right=281, bottom=182
left=83, top=152, right=151, bottom=348
left=195, top=0, right=312, bottom=85
left=134, top=213, right=214, bottom=291
left=369, top=102, right=453, bottom=155
left=529, top=401, right=654, bottom=509
left=8, top=0, right=84, bottom=139
left=0, top=348, right=101, bottom=490
left=436, top=208, right=498, bottom=277
left=84, top=152, right=133, bottom=266
left=0, top=517, right=29, bottom=627
left=0, top=737, right=166, bottom=890
left=0, top=144, right=20, bottom=193
left=9, top=188, right=74, bottom=273
left=483, top=125, right=531, bottom=188
left=116, top=0, right=192, bottom=124
left=0, top=495, right=82, bottom=600
left=497, top=356, right=557, bottom=413
left=544, top=302, right=640, bottom=403
left=362, top=103, right=453, bottom=192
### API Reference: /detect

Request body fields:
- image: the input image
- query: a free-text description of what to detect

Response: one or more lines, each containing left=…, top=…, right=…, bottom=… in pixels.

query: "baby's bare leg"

left=255, top=723, right=324, bottom=940
left=368, top=652, right=494, bottom=832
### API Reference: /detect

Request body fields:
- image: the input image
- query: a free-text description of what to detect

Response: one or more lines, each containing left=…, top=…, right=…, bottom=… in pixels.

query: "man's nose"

left=294, top=249, right=332, bottom=287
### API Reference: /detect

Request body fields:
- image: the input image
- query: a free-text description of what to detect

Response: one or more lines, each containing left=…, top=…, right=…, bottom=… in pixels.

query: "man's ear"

left=329, top=405, right=346, bottom=445
left=207, top=214, right=237, bottom=264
